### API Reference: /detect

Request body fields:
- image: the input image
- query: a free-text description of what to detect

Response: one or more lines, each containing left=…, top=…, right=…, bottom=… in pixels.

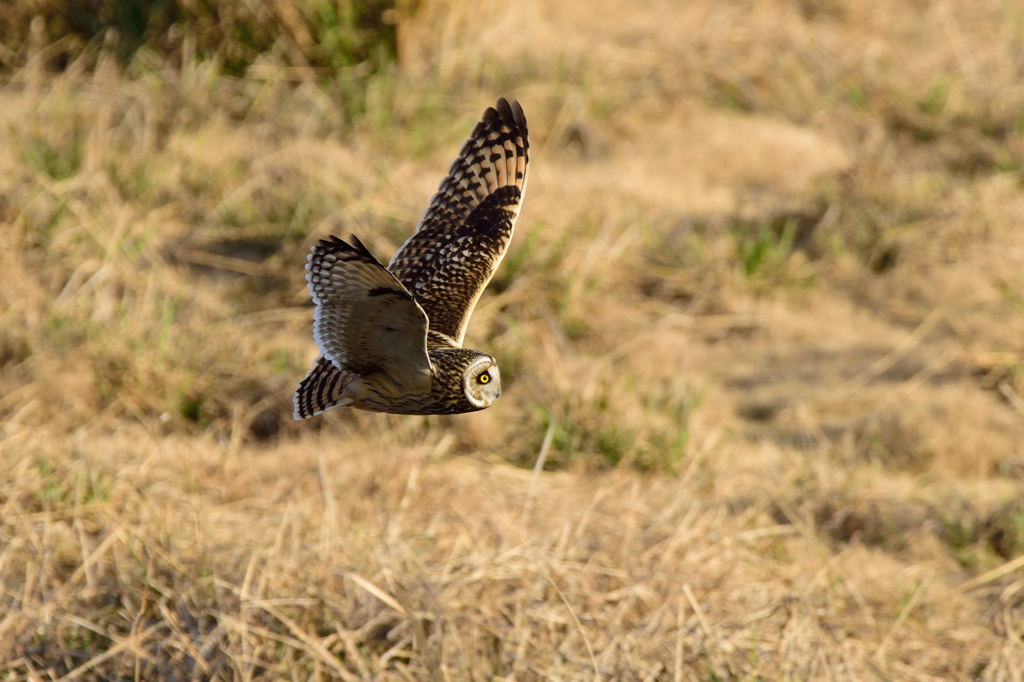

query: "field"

left=2, top=0, right=1024, bottom=679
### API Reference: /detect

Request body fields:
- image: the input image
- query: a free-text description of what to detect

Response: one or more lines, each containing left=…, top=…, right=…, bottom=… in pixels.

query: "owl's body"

left=295, top=348, right=498, bottom=416
left=293, top=98, right=529, bottom=419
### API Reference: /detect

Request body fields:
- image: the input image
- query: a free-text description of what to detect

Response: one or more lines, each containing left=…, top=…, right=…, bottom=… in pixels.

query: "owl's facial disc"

left=464, top=356, right=501, bottom=408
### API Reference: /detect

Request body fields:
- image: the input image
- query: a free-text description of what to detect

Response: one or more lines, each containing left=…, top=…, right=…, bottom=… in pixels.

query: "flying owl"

left=293, top=98, right=529, bottom=419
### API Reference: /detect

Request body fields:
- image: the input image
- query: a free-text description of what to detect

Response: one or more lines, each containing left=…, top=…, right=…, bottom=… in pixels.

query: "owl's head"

left=463, top=355, right=501, bottom=408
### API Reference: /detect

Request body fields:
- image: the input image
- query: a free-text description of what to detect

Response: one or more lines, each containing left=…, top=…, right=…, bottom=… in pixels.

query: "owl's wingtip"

left=510, top=99, right=527, bottom=129
left=492, top=97, right=527, bottom=132
left=494, top=97, right=513, bottom=121
left=308, top=233, right=381, bottom=266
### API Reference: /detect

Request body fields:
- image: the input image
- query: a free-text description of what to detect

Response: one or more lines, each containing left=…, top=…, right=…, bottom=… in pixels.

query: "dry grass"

left=3, top=0, right=1024, bottom=679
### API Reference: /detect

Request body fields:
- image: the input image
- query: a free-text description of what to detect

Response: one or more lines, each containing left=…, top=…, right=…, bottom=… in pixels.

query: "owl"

left=293, top=98, right=529, bottom=419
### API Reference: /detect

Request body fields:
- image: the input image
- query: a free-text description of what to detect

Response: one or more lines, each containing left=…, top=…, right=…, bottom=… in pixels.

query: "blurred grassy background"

left=2, top=0, right=1024, bottom=679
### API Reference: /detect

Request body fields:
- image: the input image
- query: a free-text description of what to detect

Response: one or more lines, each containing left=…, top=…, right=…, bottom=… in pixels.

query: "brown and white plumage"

left=389, top=97, right=529, bottom=347
left=293, top=97, right=529, bottom=419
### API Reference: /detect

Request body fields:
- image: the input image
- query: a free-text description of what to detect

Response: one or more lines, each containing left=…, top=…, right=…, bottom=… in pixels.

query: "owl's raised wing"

left=305, top=235, right=432, bottom=392
left=388, top=97, right=529, bottom=348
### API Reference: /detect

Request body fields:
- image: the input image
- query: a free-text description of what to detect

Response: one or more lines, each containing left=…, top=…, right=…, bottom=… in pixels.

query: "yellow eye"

left=479, top=373, right=490, bottom=384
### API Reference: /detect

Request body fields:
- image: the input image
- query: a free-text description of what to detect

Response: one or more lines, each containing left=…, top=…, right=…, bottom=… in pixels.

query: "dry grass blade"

left=521, top=420, right=556, bottom=525
left=955, top=555, right=1024, bottom=594
left=545, top=568, right=600, bottom=680
left=57, top=622, right=161, bottom=681
left=345, top=573, right=409, bottom=617
left=254, top=602, right=363, bottom=682
left=999, top=381, right=1024, bottom=416
left=674, top=594, right=685, bottom=682
left=682, top=583, right=729, bottom=674
left=834, top=306, right=946, bottom=395
left=866, top=659, right=897, bottom=682
left=873, top=576, right=931, bottom=665
left=174, top=248, right=284, bottom=278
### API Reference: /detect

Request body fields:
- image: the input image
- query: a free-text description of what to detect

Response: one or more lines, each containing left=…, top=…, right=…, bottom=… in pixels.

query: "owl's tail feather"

left=293, top=356, right=354, bottom=420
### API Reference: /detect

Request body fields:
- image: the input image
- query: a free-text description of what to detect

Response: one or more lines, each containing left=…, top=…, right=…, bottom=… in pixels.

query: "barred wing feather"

left=293, top=355, right=351, bottom=419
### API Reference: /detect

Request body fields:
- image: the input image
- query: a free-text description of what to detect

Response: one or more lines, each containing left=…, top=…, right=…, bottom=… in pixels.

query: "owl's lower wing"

left=293, top=355, right=352, bottom=419
left=387, top=98, right=529, bottom=347
left=306, top=235, right=432, bottom=393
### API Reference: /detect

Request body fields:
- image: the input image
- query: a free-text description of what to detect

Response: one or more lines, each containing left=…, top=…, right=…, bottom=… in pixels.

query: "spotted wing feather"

left=304, top=234, right=432, bottom=392
left=388, top=98, right=529, bottom=347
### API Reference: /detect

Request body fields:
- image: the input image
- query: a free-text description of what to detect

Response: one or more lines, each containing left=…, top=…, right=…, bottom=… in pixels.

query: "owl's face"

left=463, top=356, right=501, bottom=408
